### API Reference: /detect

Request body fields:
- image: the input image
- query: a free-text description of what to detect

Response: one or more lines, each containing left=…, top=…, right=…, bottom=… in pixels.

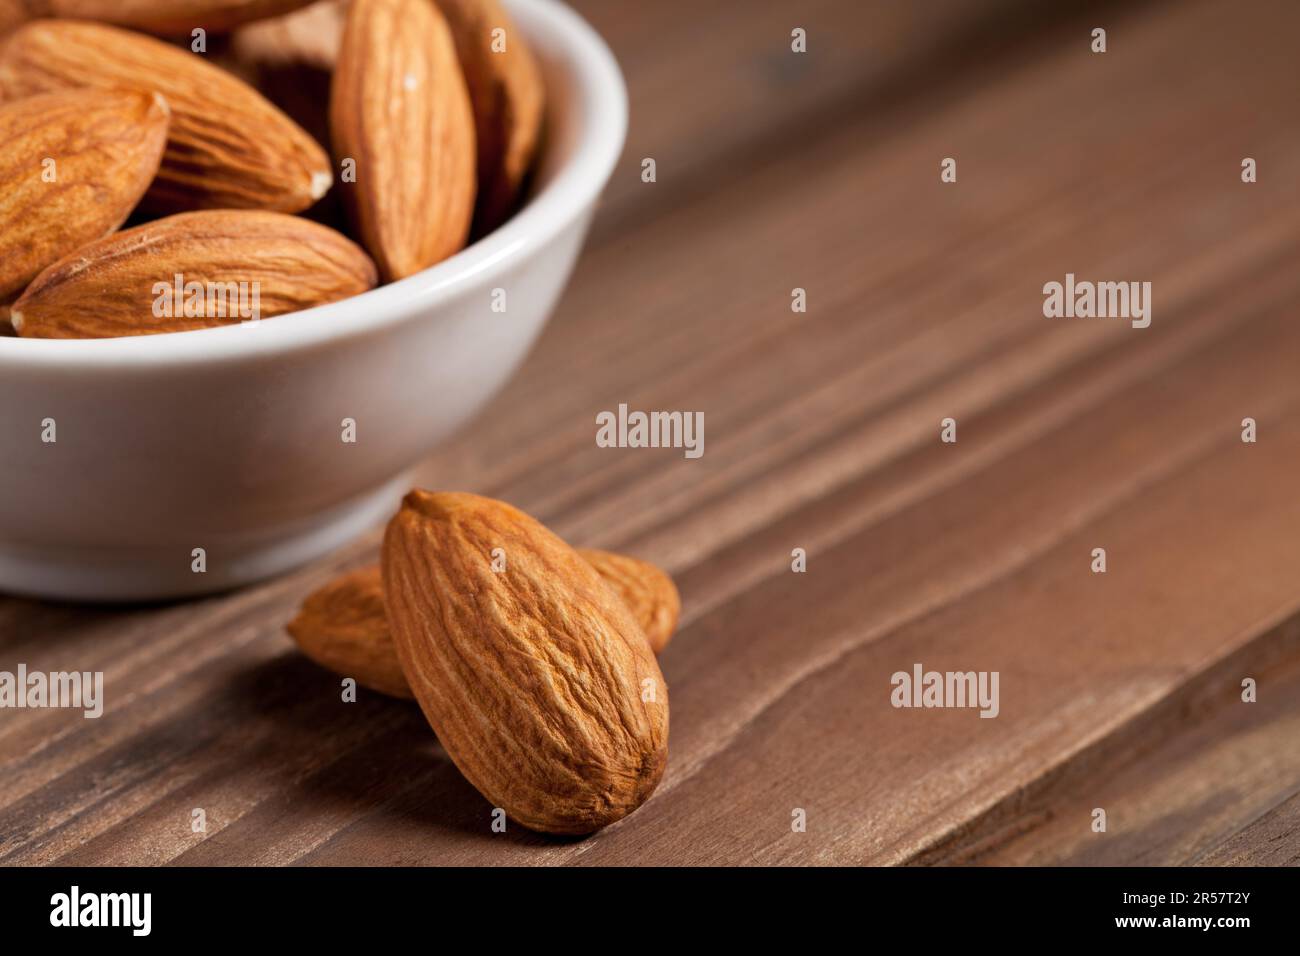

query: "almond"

left=44, top=1, right=319, bottom=35
left=382, top=491, right=668, bottom=834
left=1, top=0, right=29, bottom=37
left=231, top=0, right=345, bottom=71
left=330, top=0, right=476, bottom=281
left=0, top=20, right=332, bottom=212
left=581, top=549, right=680, bottom=654
left=221, top=1, right=343, bottom=219
left=287, top=548, right=679, bottom=698
left=0, top=88, right=170, bottom=301
left=288, top=566, right=414, bottom=699
left=439, top=0, right=544, bottom=235
left=10, top=209, right=377, bottom=338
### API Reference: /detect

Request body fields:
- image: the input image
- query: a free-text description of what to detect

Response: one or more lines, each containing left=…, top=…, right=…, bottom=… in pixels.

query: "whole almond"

left=0, top=20, right=332, bottom=212
left=45, top=1, right=318, bottom=35
left=0, top=88, right=169, bottom=300
left=382, top=491, right=669, bottom=834
left=330, top=0, right=476, bottom=281
left=287, top=549, right=680, bottom=698
left=11, top=210, right=377, bottom=338
left=440, top=0, right=543, bottom=235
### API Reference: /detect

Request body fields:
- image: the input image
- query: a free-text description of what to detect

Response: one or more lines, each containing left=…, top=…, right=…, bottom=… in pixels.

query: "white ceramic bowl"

left=0, top=0, right=626, bottom=601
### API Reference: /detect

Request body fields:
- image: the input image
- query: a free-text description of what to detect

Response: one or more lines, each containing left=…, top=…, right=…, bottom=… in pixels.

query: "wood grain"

left=1199, top=792, right=1300, bottom=866
left=2, top=0, right=1299, bottom=865
left=921, top=616, right=1300, bottom=865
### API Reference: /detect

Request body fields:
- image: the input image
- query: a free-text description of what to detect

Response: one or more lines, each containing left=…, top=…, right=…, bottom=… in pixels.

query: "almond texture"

left=330, top=0, right=476, bottom=281
left=288, top=567, right=414, bottom=699
left=231, top=0, right=345, bottom=71
left=219, top=1, right=343, bottom=204
left=0, top=0, right=28, bottom=36
left=0, top=20, right=332, bottom=212
left=11, top=209, right=377, bottom=338
left=581, top=548, right=680, bottom=655
left=382, top=491, right=669, bottom=834
left=440, top=0, right=544, bottom=234
left=45, top=0, right=318, bottom=34
left=0, top=88, right=170, bottom=300
left=287, top=548, right=680, bottom=698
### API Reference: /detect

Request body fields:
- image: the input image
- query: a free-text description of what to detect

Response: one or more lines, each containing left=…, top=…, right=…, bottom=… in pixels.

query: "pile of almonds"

left=288, top=491, right=675, bottom=835
left=0, top=0, right=543, bottom=338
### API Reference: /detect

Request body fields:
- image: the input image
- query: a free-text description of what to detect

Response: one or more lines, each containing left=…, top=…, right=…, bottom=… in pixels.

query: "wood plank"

left=1198, top=792, right=1300, bottom=866
left=915, top=612, right=1300, bottom=864
left=566, top=0, right=1075, bottom=235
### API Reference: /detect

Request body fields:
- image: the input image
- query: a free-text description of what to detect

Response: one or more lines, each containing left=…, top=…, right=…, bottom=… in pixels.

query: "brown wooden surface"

left=3, top=0, right=1300, bottom=865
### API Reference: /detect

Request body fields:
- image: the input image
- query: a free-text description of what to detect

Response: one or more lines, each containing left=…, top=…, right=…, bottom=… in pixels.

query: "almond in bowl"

left=0, top=0, right=546, bottom=334
left=0, top=0, right=627, bottom=600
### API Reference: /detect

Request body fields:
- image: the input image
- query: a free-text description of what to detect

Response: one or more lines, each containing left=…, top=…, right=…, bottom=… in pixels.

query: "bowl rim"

left=0, top=0, right=627, bottom=369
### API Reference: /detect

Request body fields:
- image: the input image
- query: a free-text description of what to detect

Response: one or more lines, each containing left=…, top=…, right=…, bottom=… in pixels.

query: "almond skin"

left=45, top=1, right=319, bottom=35
left=11, top=209, right=377, bottom=338
left=288, top=567, right=414, bottom=699
left=330, top=0, right=476, bottom=281
left=0, top=88, right=170, bottom=301
left=581, top=549, right=680, bottom=655
left=382, top=491, right=669, bottom=835
left=287, top=549, right=679, bottom=699
left=231, top=0, right=344, bottom=71
left=1, top=0, right=29, bottom=37
left=439, top=0, right=543, bottom=235
left=0, top=20, right=332, bottom=213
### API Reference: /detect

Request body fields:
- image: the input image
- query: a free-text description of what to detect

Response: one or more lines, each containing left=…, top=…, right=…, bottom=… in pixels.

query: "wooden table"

left=3, top=0, right=1300, bottom=866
